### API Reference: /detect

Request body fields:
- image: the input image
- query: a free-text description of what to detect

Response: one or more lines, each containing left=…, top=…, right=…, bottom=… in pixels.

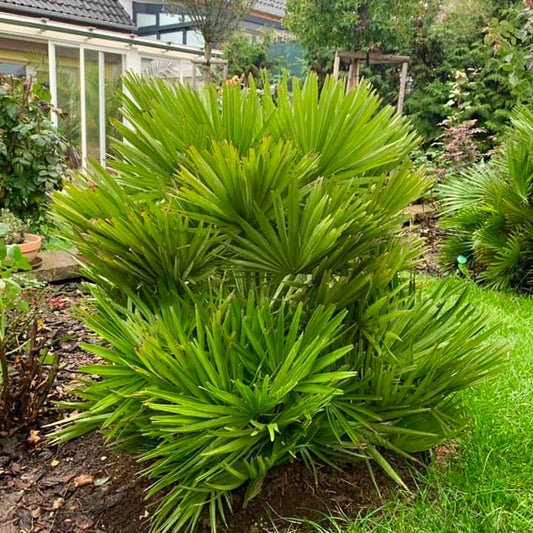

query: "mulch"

left=0, top=215, right=442, bottom=533
left=0, top=284, right=150, bottom=533
left=405, top=206, right=445, bottom=277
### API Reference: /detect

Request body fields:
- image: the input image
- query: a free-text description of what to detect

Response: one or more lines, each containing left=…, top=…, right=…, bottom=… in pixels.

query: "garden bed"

left=0, top=283, right=424, bottom=533
left=1, top=211, right=442, bottom=533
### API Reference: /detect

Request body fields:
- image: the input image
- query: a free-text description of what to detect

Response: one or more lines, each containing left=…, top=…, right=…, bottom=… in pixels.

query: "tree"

left=284, top=0, right=420, bottom=72
left=439, top=106, right=533, bottom=291
left=285, top=0, right=525, bottom=142
left=403, top=0, right=525, bottom=141
left=222, top=32, right=277, bottom=82
left=165, top=0, right=255, bottom=82
left=485, top=2, right=533, bottom=103
left=403, top=0, right=513, bottom=140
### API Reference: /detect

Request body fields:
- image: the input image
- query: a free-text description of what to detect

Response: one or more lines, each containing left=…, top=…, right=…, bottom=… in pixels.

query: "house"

left=123, top=1, right=287, bottom=46
left=0, top=0, right=208, bottom=167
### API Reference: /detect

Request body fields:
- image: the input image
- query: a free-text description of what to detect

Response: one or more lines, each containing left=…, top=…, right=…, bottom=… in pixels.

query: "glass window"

left=242, top=21, right=263, bottom=35
left=55, top=46, right=81, bottom=167
left=84, top=49, right=100, bottom=161
left=28, top=57, right=49, bottom=90
left=161, top=31, right=184, bottom=44
left=160, top=12, right=183, bottom=25
left=0, top=62, right=25, bottom=77
left=104, top=52, right=123, bottom=156
left=137, top=13, right=157, bottom=27
left=186, top=31, right=204, bottom=47
left=0, top=37, right=48, bottom=85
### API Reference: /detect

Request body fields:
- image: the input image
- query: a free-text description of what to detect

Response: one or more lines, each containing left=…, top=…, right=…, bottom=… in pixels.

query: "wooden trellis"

left=333, top=51, right=410, bottom=114
left=191, top=57, right=229, bottom=87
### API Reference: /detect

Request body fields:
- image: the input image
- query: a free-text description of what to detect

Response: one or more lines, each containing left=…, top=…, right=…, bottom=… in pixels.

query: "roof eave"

left=0, top=11, right=221, bottom=57
left=0, top=1, right=135, bottom=32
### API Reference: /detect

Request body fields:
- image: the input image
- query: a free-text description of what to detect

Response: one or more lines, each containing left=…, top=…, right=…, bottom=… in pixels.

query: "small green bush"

left=439, top=106, right=533, bottom=292
left=52, top=74, right=505, bottom=532
left=0, top=76, right=67, bottom=221
left=0, top=209, right=26, bottom=244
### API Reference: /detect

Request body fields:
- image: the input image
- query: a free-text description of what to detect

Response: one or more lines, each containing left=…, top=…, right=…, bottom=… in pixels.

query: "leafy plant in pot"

left=0, top=209, right=43, bottom=262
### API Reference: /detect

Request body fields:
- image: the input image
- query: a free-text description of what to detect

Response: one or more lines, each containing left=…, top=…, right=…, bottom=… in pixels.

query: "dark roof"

left=0, top=0, right=134, bottom=30
left=254, top=0, right=285, bottom=18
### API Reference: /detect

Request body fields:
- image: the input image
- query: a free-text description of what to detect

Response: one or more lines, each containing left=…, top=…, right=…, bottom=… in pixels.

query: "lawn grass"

left=306, top=277, right=533, bottom=533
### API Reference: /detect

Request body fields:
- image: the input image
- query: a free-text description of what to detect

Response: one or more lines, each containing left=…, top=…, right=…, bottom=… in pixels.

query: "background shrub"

left=222, top=32, right=277, bottom=82
left=52, top=74, right=505, bottom=532
left=284, top=0, right=525, bottom=146
left=403, top=1, right=517, bottom=144
left=439, top=106, right=533, bottom=292
left=0, top=76, right=67, bottom=223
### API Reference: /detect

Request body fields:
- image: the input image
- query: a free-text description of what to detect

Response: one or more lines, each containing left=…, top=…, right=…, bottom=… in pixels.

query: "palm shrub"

left=51, top=74, right=505, bottom=532
left=439, top=106, right=533, bottom=291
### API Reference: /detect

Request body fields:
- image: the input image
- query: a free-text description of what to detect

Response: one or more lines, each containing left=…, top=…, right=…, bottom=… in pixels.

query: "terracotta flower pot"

left=18, top=234, right=43, bottom=261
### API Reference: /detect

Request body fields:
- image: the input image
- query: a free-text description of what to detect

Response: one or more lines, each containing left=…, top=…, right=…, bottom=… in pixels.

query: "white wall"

left=117, top=0, right=133, bottom=17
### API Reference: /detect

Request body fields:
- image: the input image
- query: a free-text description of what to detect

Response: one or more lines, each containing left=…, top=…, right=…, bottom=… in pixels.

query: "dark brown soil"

left=213, top=456, right=420, bottom=533
left=1, top=427, right=420, bottom=533
left=0, top=432, right=149, bottom=533
left=0, top=284, right=150, bottom=533
left=404, top=209, right=444, bottom=276
left=0, top=218, right=441, bottom=533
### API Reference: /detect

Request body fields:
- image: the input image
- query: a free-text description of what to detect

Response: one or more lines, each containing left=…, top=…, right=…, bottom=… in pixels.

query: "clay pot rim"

left=18, top=234, right=43, bottom=253
left=21, top=234, right=43, bottom=244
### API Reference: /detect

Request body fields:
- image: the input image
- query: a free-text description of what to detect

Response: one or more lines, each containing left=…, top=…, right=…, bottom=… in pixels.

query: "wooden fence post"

left=397, top=61, right=409, bottom=115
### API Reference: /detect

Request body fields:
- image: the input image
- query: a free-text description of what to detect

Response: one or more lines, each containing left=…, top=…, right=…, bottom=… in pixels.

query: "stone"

left=404, top=203, right=436, bottom=223
left=29, top=251, right=81, bottom=283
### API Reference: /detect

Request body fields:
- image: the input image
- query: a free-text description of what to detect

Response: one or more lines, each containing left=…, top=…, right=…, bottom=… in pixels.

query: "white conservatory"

left=0, top=1, right=208, bottom=167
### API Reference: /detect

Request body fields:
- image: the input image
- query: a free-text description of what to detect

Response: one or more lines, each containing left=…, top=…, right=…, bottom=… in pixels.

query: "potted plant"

left=0, top=209, right=42, bottom=261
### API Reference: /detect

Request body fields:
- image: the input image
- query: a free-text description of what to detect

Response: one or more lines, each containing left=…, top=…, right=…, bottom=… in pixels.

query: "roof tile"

left=254, top=0, right=285, bottom=18
left=0, top=0, right=134, bottom=29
